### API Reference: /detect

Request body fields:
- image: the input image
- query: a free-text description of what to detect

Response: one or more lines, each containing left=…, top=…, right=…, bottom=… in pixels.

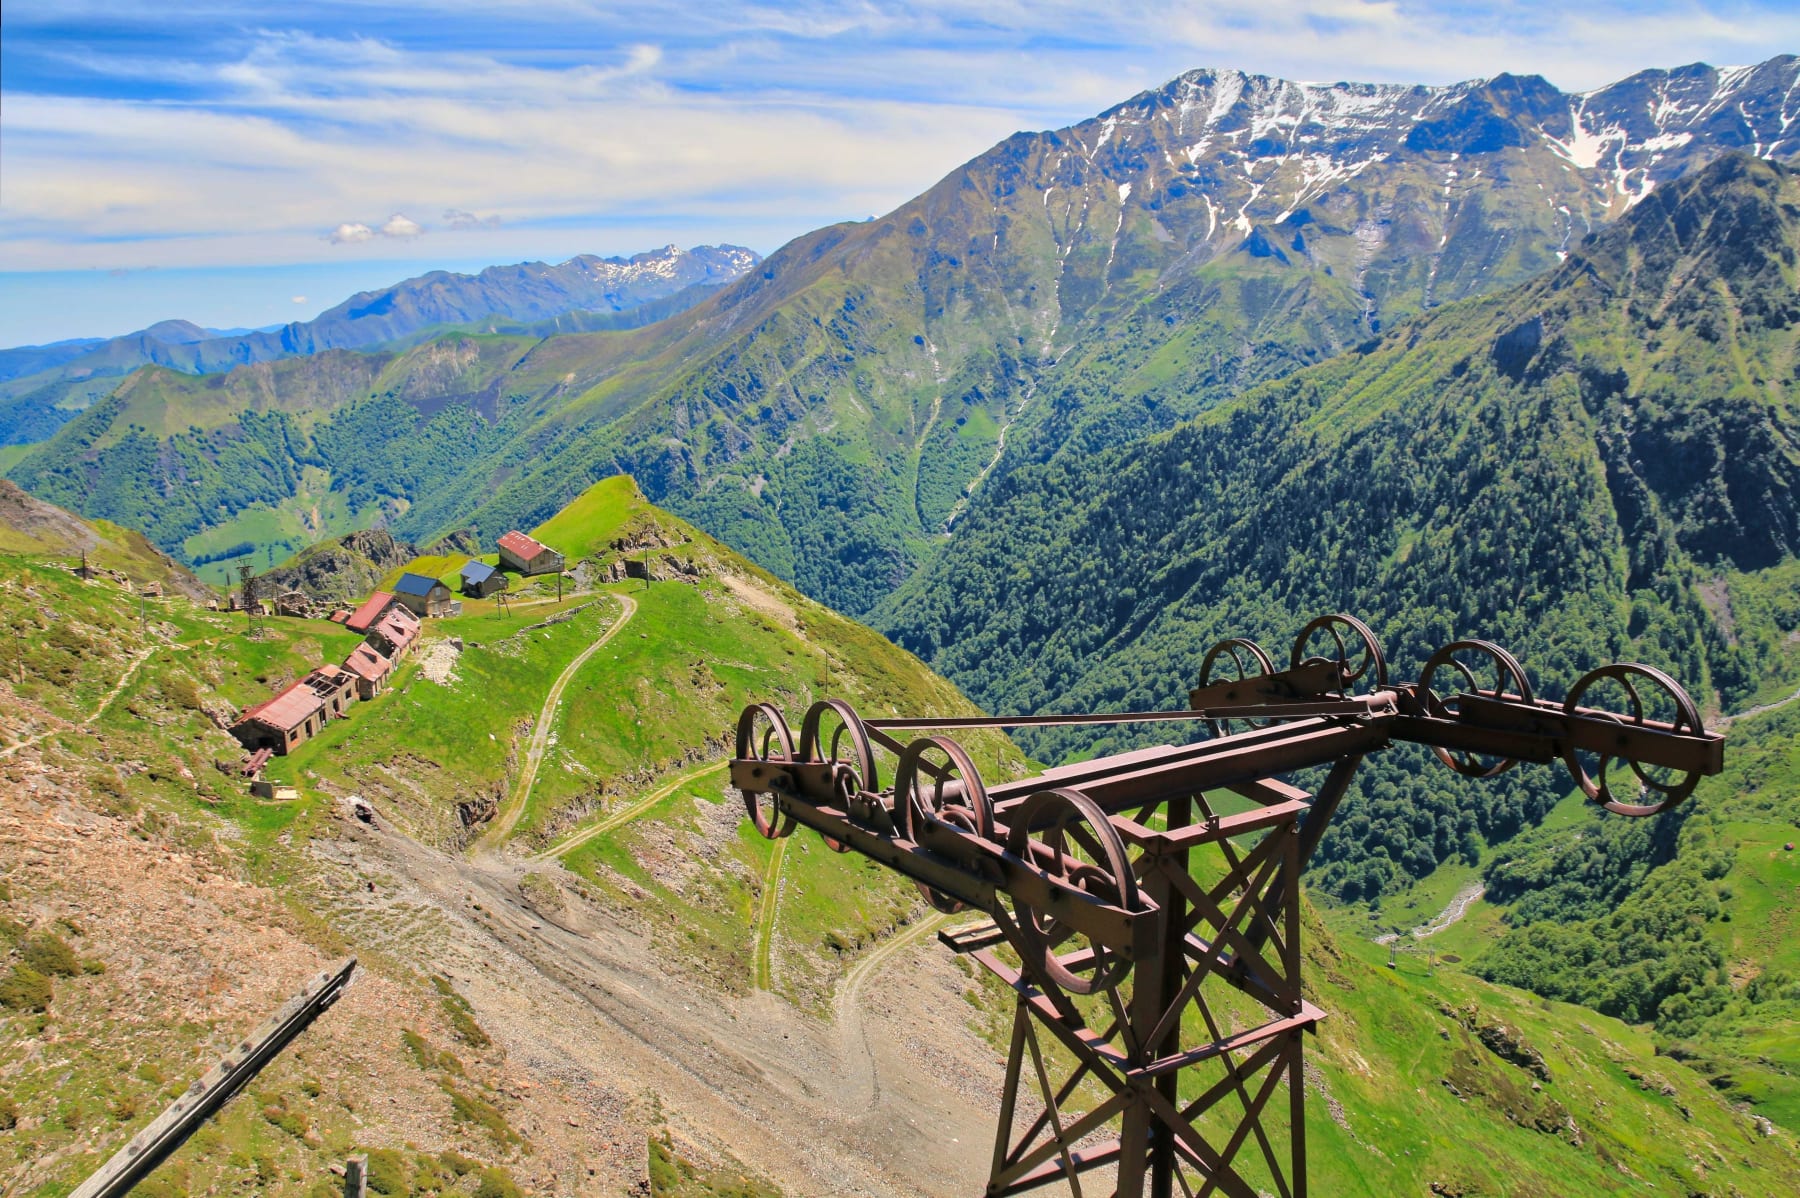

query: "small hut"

left=460, top=560, right=507, bottom=598
left=497, top=531, right=563, bottom=577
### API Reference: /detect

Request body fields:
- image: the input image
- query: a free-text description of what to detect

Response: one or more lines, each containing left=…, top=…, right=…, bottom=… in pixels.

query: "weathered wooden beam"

left=70, top=958, right=357, bottom=1198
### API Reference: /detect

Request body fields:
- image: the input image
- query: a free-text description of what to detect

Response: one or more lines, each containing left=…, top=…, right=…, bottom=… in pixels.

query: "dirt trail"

left=321, top=816, right=998, bottom=1197
left=531, top=759, right=726, bottom=863
left=752, top=836, right=788, bottom=991
left=2, top=642, right=169, bottom=760
left=1718, top=682, right=1800, bottom=728
left=480, top=595, right=635, bottom=847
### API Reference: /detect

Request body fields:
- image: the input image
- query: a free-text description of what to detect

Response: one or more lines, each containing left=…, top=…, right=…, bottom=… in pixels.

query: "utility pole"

left=238, top=564, right=258, bottom=636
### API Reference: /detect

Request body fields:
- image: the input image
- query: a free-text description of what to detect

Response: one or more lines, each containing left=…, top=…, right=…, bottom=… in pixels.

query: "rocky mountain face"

left=0, top=244, right=760, bottom=446
left=253, top=528, right=419, bottom=604
left=5, top=59, right=1796, bottom=615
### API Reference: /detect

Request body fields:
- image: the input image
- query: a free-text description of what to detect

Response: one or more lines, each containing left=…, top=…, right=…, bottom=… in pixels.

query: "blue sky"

left=1, top=1, right=1795, bottom=346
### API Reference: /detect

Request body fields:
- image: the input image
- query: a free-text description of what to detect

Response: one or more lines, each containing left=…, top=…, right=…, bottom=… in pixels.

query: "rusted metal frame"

left=990, top=721, right=1393, bottom=820
left=1186, top=661, right=1359, bottom=709
left=972, top=949, right=1137, bottom=1079
left=996, top=992, right=1127, bottom=1166
left=1116, top=791, right=1192, bottom=1198
left=1109, top=799, right=1310, bottom=852
left=1287, top=1031, right=1307, bottom=1198
left=1137, top=1032, right=1298, bottom=1198
left=1020, top=1014, right=1086, bottom=1197
left=1189, top=991, right=1290, bottom=1198
left=998, top=1049, right=1115, bottom=1181
left=1198, top=804, right=1290, bottom=964
left=1149, top=846, right=1295, bottom=1051
left=1283, top=818, right=1305, bottom=1198
left=992, top=1001, right=1031, bottom=1184
left=1133, top=1082, right=1266, bottom=1198
left=757, top=782, right=1160, bottom=960
left=993, top=1087, right=1133, bottom=1192
left=1244, top=756, right=1363, bottom=955
left=1185, top=1039, right=1293, bottom=1198
left=1191, top=828, right=1288, bottom=969
left=1160, top=827, right=1286, bottom=992
left=1153, top=792, right=1195, bottom=1198
left=865, top=695, right=1390, bottom=734
left=991, top=1140, right=1126, bottom=1197
left=986, top=719, right=1389, bottom=812
left=1394, top=694, right=1724, bottom=774
left=1130, top=1000, right=1332, bottom=1079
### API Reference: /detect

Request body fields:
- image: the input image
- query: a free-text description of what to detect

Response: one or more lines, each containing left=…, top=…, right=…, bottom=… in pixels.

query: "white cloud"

left=2, top=5, right=1796, bottom=274
left=444, top=208, right=502, bottom=230
left=291, top=294, right=308, bottom=303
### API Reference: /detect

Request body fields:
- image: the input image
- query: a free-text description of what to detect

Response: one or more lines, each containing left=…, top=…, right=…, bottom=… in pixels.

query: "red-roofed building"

left=303, top=664, right=357, bottom=718
left=342, top=642, right=395, bottom=700
left=346, top=590, right=396, bottom=633
left=497, top=530, right=563, bottom=576
left=368, top=605, right=421, bottom=659
left=229, top=681, right=329, bottom=756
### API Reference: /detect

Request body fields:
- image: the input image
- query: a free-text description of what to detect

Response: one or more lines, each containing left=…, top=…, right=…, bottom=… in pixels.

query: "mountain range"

left=3, top=57, right=1794, bottom=615
left=0, top=243, right=759, bottom=448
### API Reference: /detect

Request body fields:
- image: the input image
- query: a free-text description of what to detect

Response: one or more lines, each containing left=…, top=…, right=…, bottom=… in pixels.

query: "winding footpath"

left=530, top=758, right=727, bottom=863
left=1, top=640, right=192, bottom=760
left=478, top=594, right=636, bottom=849
left=751, top=836, right=789, bottom=991
left=1717, top=681, right=1800, bottom=729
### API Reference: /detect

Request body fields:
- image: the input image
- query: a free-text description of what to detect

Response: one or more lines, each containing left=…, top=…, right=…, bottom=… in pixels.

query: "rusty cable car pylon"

left=730, top=615, right=1725, bottom=1198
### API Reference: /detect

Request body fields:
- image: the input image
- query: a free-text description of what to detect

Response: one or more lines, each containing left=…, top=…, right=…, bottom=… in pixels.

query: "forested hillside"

left=878, top=153, right=1800, bottom=901
left=7, top=59, right=1793, bottom=615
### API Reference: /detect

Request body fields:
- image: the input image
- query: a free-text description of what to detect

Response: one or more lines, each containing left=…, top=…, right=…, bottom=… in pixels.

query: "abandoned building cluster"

left=227, top=528, right=565, bottom=768
left=227, top=594, right=421, bottom=769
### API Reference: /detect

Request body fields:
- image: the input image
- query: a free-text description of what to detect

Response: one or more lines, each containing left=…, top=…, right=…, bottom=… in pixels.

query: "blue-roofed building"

left=460, top=559, right=507, bottom=598
left=393, top=570, right=459, bottom=618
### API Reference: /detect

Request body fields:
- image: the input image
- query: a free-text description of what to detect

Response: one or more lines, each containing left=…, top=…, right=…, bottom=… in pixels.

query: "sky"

left=1, top=1, right=1796, bottom=346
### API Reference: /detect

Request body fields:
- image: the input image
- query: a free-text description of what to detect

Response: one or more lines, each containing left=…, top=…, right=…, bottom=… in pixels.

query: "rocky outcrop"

left=1444, top=1003, right=1553, bottom=1082
left=256, top=528, right=417, bottom=603
left=422, top=527, right=481, bottom=557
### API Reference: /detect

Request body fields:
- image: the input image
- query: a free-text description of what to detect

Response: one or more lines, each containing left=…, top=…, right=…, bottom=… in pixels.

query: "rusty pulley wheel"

left=893, top=735, right=994, bottom=914
left=1563, top=663, right=1706, bottom=816
left=1291, top=613, right=1387, bottom=695
left=735, top=703, right=797, bottom=839
left=1196, top=636, right=1278, bottom=737
left=1418, top=639, right=1534, bottom=778
left=1006, top=788, right=1137, bottom=996
left=800, top=698, right=878, bottom=853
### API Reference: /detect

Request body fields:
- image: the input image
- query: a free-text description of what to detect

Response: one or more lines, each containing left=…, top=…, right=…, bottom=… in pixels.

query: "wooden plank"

left=71, top=958, right=357, bottom=1198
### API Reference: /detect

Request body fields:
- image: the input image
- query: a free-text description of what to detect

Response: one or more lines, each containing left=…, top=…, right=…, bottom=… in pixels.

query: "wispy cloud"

left=0, top=0, right=1795, bottom=280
